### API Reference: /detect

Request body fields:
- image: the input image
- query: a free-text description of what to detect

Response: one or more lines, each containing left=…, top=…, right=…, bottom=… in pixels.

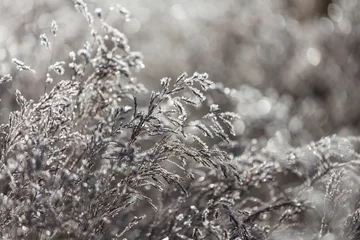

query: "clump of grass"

left=1, top=1, right=360, bottom=239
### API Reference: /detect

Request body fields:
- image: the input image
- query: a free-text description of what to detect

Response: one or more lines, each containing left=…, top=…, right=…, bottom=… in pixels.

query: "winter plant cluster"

left=1, top=0, right=360, bottom=239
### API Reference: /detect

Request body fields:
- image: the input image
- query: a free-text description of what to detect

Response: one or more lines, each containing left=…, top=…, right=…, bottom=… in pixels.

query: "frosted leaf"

left=324, top=171, right=342, bottom=207
left=188, top=86, right=206, bottom=101
left=176, top=72, right=188, bottom=83
left=214, top=130, right=230, bottom=143
left=219, top=116, right=236, bottom=136
left=51, top=20, right=58, bottom=36
left=220, top=112, right=241, bottom=120
left=180, top=96, right=200, bottom=107
left=12, top=58, right=36, bottom=73
left=40, top=34, right=51, bottom=49
left=193, top=135, right=208, bottom=149
left=192, top=72, right=200, bottom=78
left=160, top=77, right=171, bottom=88
left=173, top=98, right=186, bottom=116
left=190, top=120, right=213, bottom=138
left=198, top=79, right=214, bottom=91
left=208, top=116, right=229, bottom=142
left=15, top=89, right=26, bottom=108
left=165, top=116, right=184, bottom=126
left=49, top=61, right=65, bottom=75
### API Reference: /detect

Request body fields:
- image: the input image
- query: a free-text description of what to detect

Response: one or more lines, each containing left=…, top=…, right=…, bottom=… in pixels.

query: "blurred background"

left=1, top=0, right=359, bottom=146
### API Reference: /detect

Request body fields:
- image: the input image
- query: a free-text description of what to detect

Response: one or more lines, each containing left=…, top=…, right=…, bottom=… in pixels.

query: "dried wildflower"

left=74, top=0, right=88, bottom=15
left=14, top=89, right=26, bottom=106
left=12, top=58, right=35, bottom=73
left=0, top=74, right=12, bottom=84
left=51, top=20, right=58, bottom=36
left=48, top=61, right=65, bottom=75
left=40, top=33, right=51, bottom=49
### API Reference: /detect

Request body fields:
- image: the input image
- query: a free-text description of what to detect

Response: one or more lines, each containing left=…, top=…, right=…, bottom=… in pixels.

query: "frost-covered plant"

left=0, top=1, right=240, bottom=239
left=2, top=1, right=360, bottom=240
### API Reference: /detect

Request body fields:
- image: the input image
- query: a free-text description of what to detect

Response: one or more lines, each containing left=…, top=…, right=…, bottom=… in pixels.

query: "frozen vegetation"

left=1, top=0, right=360, bottom=239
